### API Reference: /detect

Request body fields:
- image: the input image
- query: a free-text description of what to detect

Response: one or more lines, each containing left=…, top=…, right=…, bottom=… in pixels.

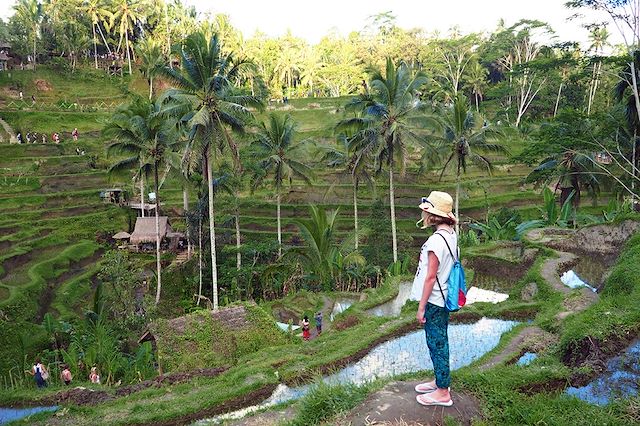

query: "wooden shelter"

left=129, top=216, right=184, bottom=250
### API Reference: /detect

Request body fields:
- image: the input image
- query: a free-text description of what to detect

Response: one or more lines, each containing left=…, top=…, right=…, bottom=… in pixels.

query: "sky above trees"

left=0, top=0, right=624, bottom=48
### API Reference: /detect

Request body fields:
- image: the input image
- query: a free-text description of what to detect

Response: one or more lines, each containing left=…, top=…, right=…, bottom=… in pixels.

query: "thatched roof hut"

left=130, top=217, right=171, bottom=244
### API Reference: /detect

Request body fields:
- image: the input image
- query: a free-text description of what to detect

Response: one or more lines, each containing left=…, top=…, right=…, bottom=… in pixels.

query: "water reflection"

left=516, top=352, right=538, bottom=366
left=0, top=406, right=58, bottom=424
left=330, top=298, right=357, bottom=321
left=196, top=318, right=518, bottom=424
left=367, top=281, right=413, bottom=317
left=566, top=339, right=640, bottom=405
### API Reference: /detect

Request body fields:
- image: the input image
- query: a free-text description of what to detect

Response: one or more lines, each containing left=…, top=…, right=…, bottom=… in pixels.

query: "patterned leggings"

left=424, top=302, right=451, bottom=388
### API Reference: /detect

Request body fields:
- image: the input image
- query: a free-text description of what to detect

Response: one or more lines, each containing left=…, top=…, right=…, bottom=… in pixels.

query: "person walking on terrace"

left=302, top=316, right=311, bottom=340
left=72, top=128, right=79, bottom=141
left=61, top=364, right=72, bottom=385
left=30, top=357, right=48, bottom=388
left=315, top=311, right=323, bottom=335
left=410, top=191, right=458, bottom=407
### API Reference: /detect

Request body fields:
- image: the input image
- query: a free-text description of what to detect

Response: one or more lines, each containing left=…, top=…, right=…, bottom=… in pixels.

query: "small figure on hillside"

left=76, top=147, right=81, bottom=155
left=72, top=128, right=79, bottom=141
left=31, top=94, right=36, bottom=105
left=315, top=311, right=323, bottom=334
left=60, top=364, right=72, bottom=385
left=89, top=366, right=101, bottom=384
left=302, top=316, right=311, bottom=340
left=30, top=357, right=48, bottom=388
left=41, top=134, right=46, bottom=144
left=16, top=132, right=22, bottom=144
left=52, top=132, right=60, bottom=144
left=19, top=91, right=23, bottom=100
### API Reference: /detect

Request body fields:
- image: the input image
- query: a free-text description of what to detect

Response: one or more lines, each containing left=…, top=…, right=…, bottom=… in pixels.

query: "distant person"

left=16, top=132, right=22, bottom=144
left=315, top=311, right=323, bottom=334
left=52, top=132, right=60, bottom=144
left=302, top=316, right=310, bottom=340
left=31, top=94, right=36, bottom=104
left=89, top=366, right=100, bottom=384
left=41, top=134, right=46, bottom=144
left=60, top=364, right=72, bottom=385
left=72, top=128, right=79, bottom=141
left=30, top=357, right=48, bottom=388
left=411, top=191, right=458, bottom=407
left=19, top=91, right=23, bottom=100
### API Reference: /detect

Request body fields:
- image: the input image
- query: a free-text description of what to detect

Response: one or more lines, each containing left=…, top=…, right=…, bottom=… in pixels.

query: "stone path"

left=338, top=381, right=481, bottom=426
left=479, top=326, right=556, bottom=371
left=0, top=117, right=17, bottom=144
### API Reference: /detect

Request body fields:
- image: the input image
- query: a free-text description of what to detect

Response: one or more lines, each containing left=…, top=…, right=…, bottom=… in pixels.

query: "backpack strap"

left=433, top=231, right=458, bottom=304
left=435, top=231, right=459, bottom=261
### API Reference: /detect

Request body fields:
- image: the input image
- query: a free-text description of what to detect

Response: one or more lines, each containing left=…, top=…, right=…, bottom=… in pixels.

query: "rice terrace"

left=0, top=0, right=640, bottom=425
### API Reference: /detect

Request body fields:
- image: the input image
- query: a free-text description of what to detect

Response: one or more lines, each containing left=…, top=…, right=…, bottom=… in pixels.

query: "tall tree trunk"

left=475, top=92, right=479, bottom=113
left=389, top=168, right=398, bottom=263
left=154, top=166, right=162, bottom=305
left=455, top=168, right=461, bottom=234
left=235, top=203, right=241, bottom=270
left=554, top=82, right=563, bottom=117
left=93, top=24, right=98, bottom=69
left=197, top=217, right=202, bottom=305
left=183, top=187, right=191, bottom=258
left=206, top=148, right=219, bottom=310
left=353, top=177, right=358, bottom=251
left=140, top=173, right=145, bottom=218
left=33, top=24, right=37, bottom=70
left=148, top=78, right=153, bottom=100
left=276, top=187, right=282, bottom=258
left=165, top=5, right=172, bottom=68
left=96, top=24, right=112, bottom=55
left=125, top=31, right=132, bottom=75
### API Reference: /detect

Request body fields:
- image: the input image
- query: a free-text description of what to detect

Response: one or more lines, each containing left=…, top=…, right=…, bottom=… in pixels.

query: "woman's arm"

left=416, top=251, right=439, bottom=324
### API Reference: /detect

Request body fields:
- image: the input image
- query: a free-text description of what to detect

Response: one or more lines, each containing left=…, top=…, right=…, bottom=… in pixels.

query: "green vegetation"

left=0, top=1, right=639, bottom=424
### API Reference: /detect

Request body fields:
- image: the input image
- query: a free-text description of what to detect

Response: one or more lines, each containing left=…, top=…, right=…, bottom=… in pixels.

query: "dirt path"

left=308, top=295, right=333, bottom=339
left=0, top=117, right=17, bottom=144
left=540, top=251, right=576, bottom=295
left=479, top=326, right=556, bottom=371
left=338, top=381, right=482, bottom=426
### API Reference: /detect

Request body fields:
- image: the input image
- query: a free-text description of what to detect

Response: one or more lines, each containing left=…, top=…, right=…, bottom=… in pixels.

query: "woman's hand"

left=416, top=305, right=426, bottom=324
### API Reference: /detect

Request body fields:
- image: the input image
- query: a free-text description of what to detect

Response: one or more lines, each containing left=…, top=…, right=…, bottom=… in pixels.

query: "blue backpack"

left=434, top=232, right=467, bottom=312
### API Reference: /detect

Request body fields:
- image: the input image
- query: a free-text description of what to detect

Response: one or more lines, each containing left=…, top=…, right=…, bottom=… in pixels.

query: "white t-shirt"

left=409, top=229, right=458, bottom=308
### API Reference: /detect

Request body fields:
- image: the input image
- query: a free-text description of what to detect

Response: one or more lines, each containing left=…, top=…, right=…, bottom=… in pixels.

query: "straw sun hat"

left=417, top=191, right=457, bottom=228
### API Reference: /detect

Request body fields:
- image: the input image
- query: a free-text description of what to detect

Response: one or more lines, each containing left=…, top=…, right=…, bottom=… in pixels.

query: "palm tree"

left=251, top=113, right=313, bottom=258
left=104, top=97, right=179, bottom=305
left=113, top=0, right=144, bottom=75
left=338, top=58, right=435, bottom=263
left=159, top=31, right=262, bottom=310
left=320, top=132, right=372, bottom=251
left=289, top=205, right=364, bottom=290
left=82, top=0, right=113, bottom=69
left=13, top=0, right=42, bottom=69
left=587, top=26, right=610, bottom=115
left=464, top=61, right=488, bottom=112
left=137, top=37, right=165, bottom=99
left=436, top=95, right=506, bottom=232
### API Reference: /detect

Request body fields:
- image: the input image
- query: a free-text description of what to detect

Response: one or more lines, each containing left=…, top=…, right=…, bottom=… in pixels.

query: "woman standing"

left=31, top=357, right=48, bottom=388
left=410, top=191, right=458, bottom=407
left=301, top=316, right=311, bottom=341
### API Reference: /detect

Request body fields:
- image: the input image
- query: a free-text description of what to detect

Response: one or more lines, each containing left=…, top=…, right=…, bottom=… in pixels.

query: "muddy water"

left=367, top=281, right=413, bottom=317
left=197, top=318, right=518, bottom=424
left=566, top=339, right=640, bottom=405
left=561, top=254, right=616, bottom=289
